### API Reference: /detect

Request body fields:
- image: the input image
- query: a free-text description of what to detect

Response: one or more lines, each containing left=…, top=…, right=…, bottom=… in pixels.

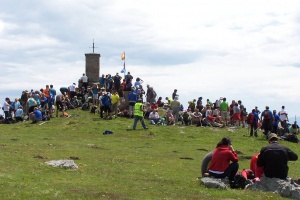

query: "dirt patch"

left=196, top=148, right=208, bottom=152
left=180, top=157, right=194, bottom=160
left=34, top=155, right=47, bottom=159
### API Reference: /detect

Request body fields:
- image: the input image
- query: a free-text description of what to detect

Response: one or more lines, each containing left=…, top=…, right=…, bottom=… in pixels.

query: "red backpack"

left=247, top=113, right=255, bottom=124
left=264, top=110, right=271, bottom=120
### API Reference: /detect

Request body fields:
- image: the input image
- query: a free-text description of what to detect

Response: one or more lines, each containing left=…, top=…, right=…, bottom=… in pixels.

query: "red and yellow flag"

left=121, top=52, right=125, bottom=60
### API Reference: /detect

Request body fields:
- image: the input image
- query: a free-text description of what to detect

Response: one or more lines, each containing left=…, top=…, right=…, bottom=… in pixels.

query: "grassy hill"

left=0, top=108, right=298, bottom=199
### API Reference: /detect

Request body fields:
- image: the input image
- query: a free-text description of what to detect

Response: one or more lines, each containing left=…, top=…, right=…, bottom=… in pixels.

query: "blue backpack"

left=102, top=95, right=110, bottom=106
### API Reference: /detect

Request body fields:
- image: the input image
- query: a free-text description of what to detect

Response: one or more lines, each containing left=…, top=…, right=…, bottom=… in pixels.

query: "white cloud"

left=1, top=0, right=300, bottom=118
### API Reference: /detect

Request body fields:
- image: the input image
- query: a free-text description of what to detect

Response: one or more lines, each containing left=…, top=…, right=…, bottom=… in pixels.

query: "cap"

left=268, top=133, right=278, bottom=141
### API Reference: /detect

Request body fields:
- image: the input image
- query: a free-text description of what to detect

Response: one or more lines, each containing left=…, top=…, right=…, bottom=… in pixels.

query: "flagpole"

left=121, top=51, right=126, bottom=79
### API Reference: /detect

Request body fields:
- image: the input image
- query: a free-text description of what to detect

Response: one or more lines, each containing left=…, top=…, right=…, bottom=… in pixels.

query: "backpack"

left=286, top=134, right=299, bottom=143
left=264, top=110, right=271, bottom=120
left=90, top=105, right=97, bottom=114
left=230, top=173, right=247, bottom=189
left=82, top=103, right=89, bottom=110
left=247, top=113, right=255, bottom=124
left=101, top=95, right=110, bottom=106
left=42, top=111, right=50, bottom=121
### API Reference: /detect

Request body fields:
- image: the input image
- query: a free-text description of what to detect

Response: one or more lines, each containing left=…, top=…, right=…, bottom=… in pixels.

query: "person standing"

left=68, top=83, right=77, bottom=100
left=111, top=90, right=120, bottom=117
left=99, top=74, right=106, bottom=89
left=272, top=110, right=280, bottom=134
left=128, top=88, right=137, bottom=118
left=248, top=109, right=259, bottom=137
left=257, top=133, right=298, bottom=179
left=172, top=89, right=178, bottom=100
left=114, top=73, right=122, bottom=91
left=238, top=100, right=245, bottom=127
left=3, top=97, right=11, bottom=122
left=170, top=96, right=181, bottom=124
left=279, top=106, right=289, bottom=133
left=49, top=85, right=56, bottom=101
left=260, top=106, right=274, bottom=138
left=81, top=73, right=88, bottom=89
left=208, top=137, right=239, bottom=185
left=220, top=98, right=229, bottom=126
left=132, top=98, right=148, bottom=130
left=91, top=84, right=99, bottom=106
left=20, top=90, right=29, bottom=115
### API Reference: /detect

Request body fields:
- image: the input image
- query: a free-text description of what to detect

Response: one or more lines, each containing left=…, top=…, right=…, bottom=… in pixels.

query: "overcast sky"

left=1, top=0, right=300, bottom=118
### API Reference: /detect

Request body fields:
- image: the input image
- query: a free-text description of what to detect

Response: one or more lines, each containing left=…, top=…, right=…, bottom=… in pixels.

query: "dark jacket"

left=257, top=142, right=298, bottom=179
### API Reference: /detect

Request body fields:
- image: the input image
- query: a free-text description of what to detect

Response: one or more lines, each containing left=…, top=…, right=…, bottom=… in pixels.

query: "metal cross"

left=89, top=39, right=98, bottom=53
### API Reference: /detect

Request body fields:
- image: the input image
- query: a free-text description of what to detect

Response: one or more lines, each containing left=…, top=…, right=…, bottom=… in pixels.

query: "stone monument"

left=85, top=41, right=100, bottom=86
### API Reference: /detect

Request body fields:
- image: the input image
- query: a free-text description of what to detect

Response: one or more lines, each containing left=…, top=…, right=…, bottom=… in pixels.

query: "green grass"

left=0, top=109, right=298, bottom=199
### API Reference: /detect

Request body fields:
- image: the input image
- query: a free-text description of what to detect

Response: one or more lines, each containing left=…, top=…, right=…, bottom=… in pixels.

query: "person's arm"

left=229, top=145, right=239, bottom=162
left=287, top=148, right=298, bottom=161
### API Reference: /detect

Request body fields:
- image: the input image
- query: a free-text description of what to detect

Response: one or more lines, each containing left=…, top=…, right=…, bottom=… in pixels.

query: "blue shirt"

left=15, top=108, right=23, bottom=117
left=49, top=88, right=56, bottom=97
left=128, top=92, right=137, bottom=102
left=99, top=77, right=105, bottom=87
left=273, top=114, right=280, bottom=126
left=252, top=111, right=259, bottom=123
left=34, top=110, right=42, bottom=119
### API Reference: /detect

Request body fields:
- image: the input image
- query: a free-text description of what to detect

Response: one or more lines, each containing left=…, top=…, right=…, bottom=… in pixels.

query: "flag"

left=121, top=52, right=125, bottom=60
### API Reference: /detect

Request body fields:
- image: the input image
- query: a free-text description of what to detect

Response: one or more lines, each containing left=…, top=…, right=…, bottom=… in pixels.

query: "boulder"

left=246, top=176, right=300, bottom=199
left=200, top=177, right=228, bottom=189
left=45, top=160, right=78, bottom=170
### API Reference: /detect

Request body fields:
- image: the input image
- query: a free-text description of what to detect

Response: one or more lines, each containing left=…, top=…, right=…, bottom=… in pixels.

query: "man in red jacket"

left=208, top=137, right=239, bottom=182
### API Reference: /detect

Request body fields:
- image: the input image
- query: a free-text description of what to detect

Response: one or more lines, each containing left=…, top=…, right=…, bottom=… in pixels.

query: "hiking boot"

left=144, top=127, right=149, bottom=130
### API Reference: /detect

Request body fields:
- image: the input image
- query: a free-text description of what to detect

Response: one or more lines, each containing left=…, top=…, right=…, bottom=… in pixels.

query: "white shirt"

left=81, top=75, right=88, bottom=83
left=69, top=84, right=76, bottom=92
left=279, top=109, right=288, bottom=121
left=3, top=101, right=9, bottom=111
left=149, top=112, right=159, bottom=119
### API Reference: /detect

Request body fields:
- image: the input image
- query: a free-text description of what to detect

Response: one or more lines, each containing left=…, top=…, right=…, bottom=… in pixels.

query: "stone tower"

left=85, top=53, right=100, bottom=85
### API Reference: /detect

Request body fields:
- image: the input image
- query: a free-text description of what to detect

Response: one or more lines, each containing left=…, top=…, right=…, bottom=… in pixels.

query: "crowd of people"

left=0, top=71, right=299, bottom=140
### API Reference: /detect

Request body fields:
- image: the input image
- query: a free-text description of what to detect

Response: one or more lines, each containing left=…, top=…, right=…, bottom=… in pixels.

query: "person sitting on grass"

left=257, top=133, right=298, bottom=180
left=149, top=110, right=162, bottom=125
left=165, top=109, right=175, bottom=125
left=191, top=108, right=202, bottom=125
left=208, top=137, right=239, bottom=186
left=182, top=110, right=191, bottom=126
left=29, top=107, right=42, bottom=123
left=205, top=106, right=216, bottom=123
left=15, top=105, right=24, bottom=122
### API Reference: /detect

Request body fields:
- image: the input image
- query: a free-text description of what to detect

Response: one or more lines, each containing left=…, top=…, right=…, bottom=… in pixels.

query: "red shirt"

left=121, top=82, right=126, bottom=91
left=208, top=145, right=238, bottom=173
left=151, top=104, right=158, bottom=110
left=250, top=153, right=264, bottom=178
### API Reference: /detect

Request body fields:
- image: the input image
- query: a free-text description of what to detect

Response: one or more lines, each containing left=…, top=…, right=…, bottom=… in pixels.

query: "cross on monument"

left=89, top=39, right=98, bottom=53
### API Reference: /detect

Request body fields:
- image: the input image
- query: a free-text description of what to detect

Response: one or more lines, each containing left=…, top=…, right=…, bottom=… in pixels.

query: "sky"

left=1, top=0, right=300, bottom=119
